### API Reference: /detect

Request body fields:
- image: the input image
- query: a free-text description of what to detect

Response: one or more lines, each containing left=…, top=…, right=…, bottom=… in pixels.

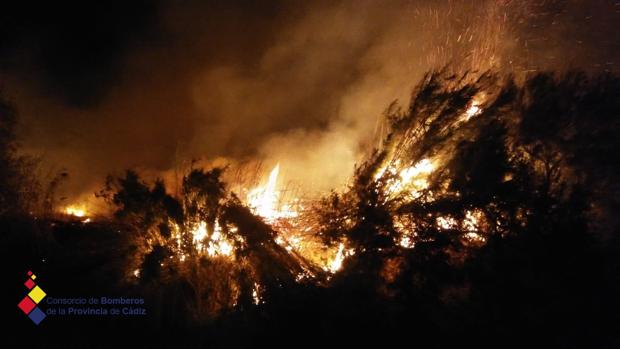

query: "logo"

left=17, top=271, right=47, bottom=325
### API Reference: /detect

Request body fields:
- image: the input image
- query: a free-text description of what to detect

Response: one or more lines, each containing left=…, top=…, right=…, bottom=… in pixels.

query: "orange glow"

left=64, top=205, right=87, bottom=218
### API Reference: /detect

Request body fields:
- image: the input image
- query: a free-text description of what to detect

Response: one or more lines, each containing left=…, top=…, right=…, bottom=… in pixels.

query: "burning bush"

left=81, top=69, right=619, bottom=344
left=311, top=70, right=619, bottom=305
left=99, top=165, right=323, bottom=320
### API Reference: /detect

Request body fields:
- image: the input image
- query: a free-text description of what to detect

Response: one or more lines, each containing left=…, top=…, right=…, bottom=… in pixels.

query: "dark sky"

left=0, top=0, right=617, bottom=206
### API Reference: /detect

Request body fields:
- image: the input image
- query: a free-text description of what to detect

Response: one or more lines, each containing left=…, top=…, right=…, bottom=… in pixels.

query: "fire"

left=247, top=164, right=298, bottom=222
left=206, top=222, right=234, bottom=257
left=464, top=104, right=481, bottom=120
left=252, top=282, right=262, bottom=305
left=325, top=242, right=354, bottom=273
left=190, top=221, right=234, bottom=257
left=376, top=158, right=436, bottom=198
left=328, top=243, right=345, bottom=273
left=245, top=164, right=349, bottom=275
left=437, top=215, right=458, bottom=230
left=463, top=210, right=486, bottom=243
left=460, top=97, right=484, bottom=123
left=192, top=221, right=208, bottom=251
left=64, top=205, right=87, bottom=218
left=399, top=235, right=415, bottom=248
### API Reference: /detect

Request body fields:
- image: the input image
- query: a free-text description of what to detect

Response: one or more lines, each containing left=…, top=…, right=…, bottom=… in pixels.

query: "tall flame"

left=247, top=164, right=280, bottom=219
left=247, top=164, right=298, bottom=222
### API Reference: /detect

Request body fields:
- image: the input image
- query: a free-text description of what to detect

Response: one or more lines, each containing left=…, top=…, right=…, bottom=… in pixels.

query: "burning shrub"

left=86, top=69, right=618, bottom=343
left=312, top=70, right=620, bottom=305
left=101, top=164, right=321, bottom=320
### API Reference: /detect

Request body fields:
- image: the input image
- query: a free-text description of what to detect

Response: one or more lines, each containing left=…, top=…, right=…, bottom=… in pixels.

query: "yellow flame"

left=191, top=221, right=234, bottom=257
left=465, top=104, right=480, bottom=119
left=247, top=163, right=298, bottom=221
left=325, top=242, right=354, bottom=273
left=206, top=222, right=234, bottom=257
left=461, top=98, right=483, bottom=123
left=380, top=158, right=436, bottom=197
left=328, top=243, right=345, bottom=273
left=192, top=221, right=208, bottom=251
left=64, top=205, right=87, bottom=217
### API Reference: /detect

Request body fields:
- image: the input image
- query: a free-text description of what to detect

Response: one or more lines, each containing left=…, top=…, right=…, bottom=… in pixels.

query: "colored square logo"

left=28, top=307, right=46, bottom=325
left=18, top=296, right=36, bottom=314
left=24, top=279, right=35, bottom=289
left=28, top=286, right=46, bottom=303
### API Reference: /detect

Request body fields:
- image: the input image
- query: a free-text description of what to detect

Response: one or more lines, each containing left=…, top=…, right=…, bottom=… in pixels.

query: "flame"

left=252, top=282, right=262, bottom=305
left=192, top=221, right=208, bottom=251
left=460, top=97, right=483, bottom=122
left=206, top=221, right=234, bottom=257
left=64, top=205, right=87, bottom=218
left=464, top=104, right=481, bottom=120
left=399, top=235, right=415, bottom=248
left=191, top=221, right=234, bottom=257
left=378, top=158, right=436, bottom=197
left=463, top=210, right=486, bottom=243
left=325, top=242, right=354, bottom=273
left=247, top=164, right=298, bottom=222
left=328, top=243, right=345, bottom=273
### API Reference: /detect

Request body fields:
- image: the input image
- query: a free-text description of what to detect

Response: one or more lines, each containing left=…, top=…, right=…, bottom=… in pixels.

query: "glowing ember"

left=437, top=216, right=458, bottom=230
left=64, top=205, right=87, bottom=217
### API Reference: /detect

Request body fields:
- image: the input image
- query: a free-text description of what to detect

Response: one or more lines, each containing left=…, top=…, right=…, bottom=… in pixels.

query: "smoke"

left=0, top=0, right=617, bottom=209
